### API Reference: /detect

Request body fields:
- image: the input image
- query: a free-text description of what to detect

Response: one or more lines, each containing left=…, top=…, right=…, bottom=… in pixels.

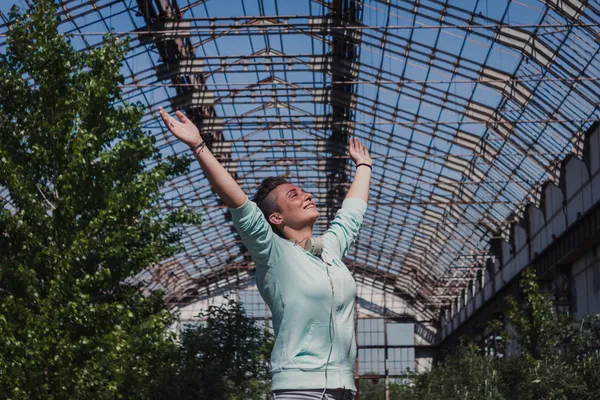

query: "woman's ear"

left=269, top=213, right=284, bottom=226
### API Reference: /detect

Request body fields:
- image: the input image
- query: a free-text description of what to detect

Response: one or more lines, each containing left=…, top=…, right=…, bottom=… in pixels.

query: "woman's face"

left=269, top=183, right=319, bottom=230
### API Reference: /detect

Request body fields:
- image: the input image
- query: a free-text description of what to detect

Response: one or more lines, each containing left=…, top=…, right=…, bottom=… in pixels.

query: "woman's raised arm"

left=158, top=106, right=247, bottom=208
left=345, top=137, right=372, bottom=203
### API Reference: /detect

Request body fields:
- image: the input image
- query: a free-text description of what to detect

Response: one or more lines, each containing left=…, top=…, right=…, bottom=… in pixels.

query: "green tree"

left=358, top=374, right=405, bottom=400
left=174, top=297, right=274, bottom=400
left=0, top=1, right=199, bottom=398
left=396, top=267, right=600, bottom=400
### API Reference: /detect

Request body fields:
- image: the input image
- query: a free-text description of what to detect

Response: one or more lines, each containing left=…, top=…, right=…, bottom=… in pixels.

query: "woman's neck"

left=284, top=226, right=314, bottom=249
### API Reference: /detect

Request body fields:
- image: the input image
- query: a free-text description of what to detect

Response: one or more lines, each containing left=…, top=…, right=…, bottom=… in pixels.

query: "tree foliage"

left=0, top=4, right=274, bottom=398
left=396, top=267, right=600, bottom=400
left=359, top=375, right=405, bottom=399
left=173, top=297, right=274, bottom=400
left=0, top=1, right=200, bottom=398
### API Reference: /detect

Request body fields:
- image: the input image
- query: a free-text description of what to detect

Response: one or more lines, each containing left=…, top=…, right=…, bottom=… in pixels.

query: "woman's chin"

left=301, top=209, right=319, bottom=222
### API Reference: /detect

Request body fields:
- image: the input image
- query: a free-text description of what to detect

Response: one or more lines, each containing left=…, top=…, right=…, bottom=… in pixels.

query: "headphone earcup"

left=306, top=236, right=324, bottom=257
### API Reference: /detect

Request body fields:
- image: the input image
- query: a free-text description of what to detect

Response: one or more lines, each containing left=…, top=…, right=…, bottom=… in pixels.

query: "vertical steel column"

left=325, top=0, right=362, bottom=217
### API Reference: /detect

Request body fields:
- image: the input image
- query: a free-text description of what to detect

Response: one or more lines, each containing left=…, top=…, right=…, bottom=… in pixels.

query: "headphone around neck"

left=288, top=236, right=325, bottom=257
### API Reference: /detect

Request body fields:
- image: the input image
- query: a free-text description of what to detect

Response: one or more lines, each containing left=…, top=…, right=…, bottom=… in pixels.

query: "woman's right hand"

left=157, top=106, right=203, bottom=148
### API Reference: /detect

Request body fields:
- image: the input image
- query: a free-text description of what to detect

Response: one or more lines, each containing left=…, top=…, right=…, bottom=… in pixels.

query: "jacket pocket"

left=292, top=322, right=331, bottom=370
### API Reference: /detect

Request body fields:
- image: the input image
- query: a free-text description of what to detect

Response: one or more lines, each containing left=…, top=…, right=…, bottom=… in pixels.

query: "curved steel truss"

left=2, top=0, right=600, bottom=324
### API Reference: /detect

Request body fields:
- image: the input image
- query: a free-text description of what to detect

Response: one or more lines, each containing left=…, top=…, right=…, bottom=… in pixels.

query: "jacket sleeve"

left=322, top=197, right=368, bottom=260
left=228, top=196, right=282, bottom=267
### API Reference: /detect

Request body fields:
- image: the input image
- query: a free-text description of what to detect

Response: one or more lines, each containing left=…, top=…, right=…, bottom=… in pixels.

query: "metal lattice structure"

left=2, top=0, right=600, bottom=348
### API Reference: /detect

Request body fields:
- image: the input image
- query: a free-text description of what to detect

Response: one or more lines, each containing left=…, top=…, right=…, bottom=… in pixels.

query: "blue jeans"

left=272, top=388, right=355, bottom=400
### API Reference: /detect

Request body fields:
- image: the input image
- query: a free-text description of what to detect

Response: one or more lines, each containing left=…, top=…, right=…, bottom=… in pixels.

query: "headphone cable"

left=321, top=261, right=335, bottom=399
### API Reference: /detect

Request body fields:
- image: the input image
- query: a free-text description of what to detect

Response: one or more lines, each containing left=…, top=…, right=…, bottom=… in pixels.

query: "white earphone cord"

left=291, top=239, right=338, bottom=399
left=321, top=262, right=335, bottom=400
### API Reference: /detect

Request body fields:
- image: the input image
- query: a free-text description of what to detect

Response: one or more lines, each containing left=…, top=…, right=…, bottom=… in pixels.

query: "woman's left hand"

left=349, top=137, right=372, bottom=166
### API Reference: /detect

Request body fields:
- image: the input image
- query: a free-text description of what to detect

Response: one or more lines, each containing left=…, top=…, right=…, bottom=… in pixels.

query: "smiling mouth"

left=304, top=204, right=315, bottom=210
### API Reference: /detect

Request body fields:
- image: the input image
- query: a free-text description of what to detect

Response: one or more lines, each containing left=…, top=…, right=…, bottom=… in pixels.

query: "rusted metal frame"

left=189, top=28, right=330, bottom=51
left=438, top=11, right=600, bottom=299
left=182, top=199, right=517, bottom=209
left=339, top=69, right=541, bottom=201
left=118, top=75, right=600, bottom=91
left=167, top=158, right=472, bottom=189
left=124, top=39, right=588, bottom=155
left=155, top=146, right=239, bottom=273
left=163, top=156, right=469, bottom=201
left=249, top=1, right=303, bottom=184
left=194, top=53, right=322, bottom=80
left=135, top=82, right=580, bottom=179
left=136, top=28, right=241, bottom=300
left=559, top=1, right=600, bottom=43
left=51, top=0, right=596, bottom=312
left=151, top=241, right=236, bottom=285
left=354, top=30, right=560, bottom=180
left=350, top=263, right=437, bottom=320
left=166, top=233, right=461, bottom=309
left=137, top=0, right=250, bottom=279
left=346, top=84, right=526, bottom=203
left=166, top=269, right=252, bottom=306
left=363, top=2, right=600, bottom=144
left=168, top=188, right=492, bottom=264
left=172, top=149, right=573, bottom=164
left=350, top=252, right=461, bottom=303
left=308, top=0, right=329, bottom=184
left=119, top=80, right=495, bottom=105
left=162, top=259, right=403, bottom=313
left=155, top=251, right=250, bottom=284
left=169, top=274, right=257, bottom=308
left=359, top=212, right=501, bottom=240
left=58, top=7, right=133, bottom=38
left=164, top=265, right=435, bottom=321
left=348, top=250, right=440, bottom=298
left=138, top=111, right=599, bottom=130
left=176, top=16, right=332, bottom=50
left=53, top=4, right=94, bottom=68
left=56, top=0, right=128, bottom=20
left=204, top=74, right=317, bottom=104
left=351, top=253, right=482, bottom=305
left=411, top=4, right=552, bottom=301
left=179, top=0, right=208, bottom=13
left=160, top=172, right=531, bottom=199
left=355, top=215, right=486, bottom=261
left=101, top=0, right=192, bottom=192
left=143, top=115, right=532, bottom=187
left=172, top=217, right=244, bottom=255
left=372, top=0, right=554, bottom=68
left=193, top=11, right=300, bottom=198
left=344, top=106, right=500, bottom=292
left=184, top=9, right=282, bottom=271
left=377, top=0, right=600, bottom=104
left=357, top=0, right=394, bottom=274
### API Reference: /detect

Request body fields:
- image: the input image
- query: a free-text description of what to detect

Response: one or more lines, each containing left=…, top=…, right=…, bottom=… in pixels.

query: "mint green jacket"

left=229, top=196, right=367, bottom=392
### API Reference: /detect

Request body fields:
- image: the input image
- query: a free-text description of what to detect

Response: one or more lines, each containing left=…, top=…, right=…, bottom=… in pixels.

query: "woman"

left=158, top=106, right=372, bottom=400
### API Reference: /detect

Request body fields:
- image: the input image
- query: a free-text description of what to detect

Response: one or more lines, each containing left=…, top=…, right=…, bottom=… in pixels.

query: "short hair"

left=253, top=176, right=288, bottom=237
